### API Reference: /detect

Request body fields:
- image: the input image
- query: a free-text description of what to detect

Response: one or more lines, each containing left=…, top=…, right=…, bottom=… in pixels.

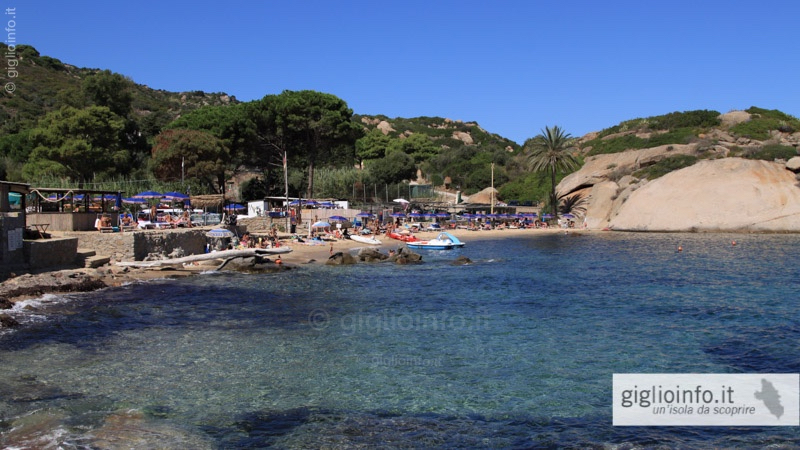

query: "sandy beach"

left=274, top=226, right=584, bottom=265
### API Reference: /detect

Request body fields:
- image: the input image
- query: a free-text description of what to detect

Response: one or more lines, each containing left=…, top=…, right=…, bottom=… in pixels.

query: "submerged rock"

left=451, top=256, right=472, bottom=266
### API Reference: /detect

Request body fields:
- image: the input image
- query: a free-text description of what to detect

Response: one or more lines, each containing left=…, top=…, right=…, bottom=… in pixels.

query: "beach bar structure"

left=0, top=181, right=30, bottom=271
left=27, top=188, right=123, bottom=231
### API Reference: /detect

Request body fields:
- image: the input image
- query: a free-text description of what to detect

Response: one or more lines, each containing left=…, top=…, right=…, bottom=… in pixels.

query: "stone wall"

left=24, top=237, right=79, bottom=270
left=132, top=229, right=206, bottom=261
left=63, top=228, right=207, bottom=261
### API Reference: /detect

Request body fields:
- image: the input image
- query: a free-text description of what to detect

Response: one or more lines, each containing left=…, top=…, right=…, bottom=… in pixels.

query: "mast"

left=490, top=162, right=495, bottom=215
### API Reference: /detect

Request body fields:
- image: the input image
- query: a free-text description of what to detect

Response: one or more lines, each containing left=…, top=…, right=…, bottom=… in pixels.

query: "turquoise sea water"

left=1, top=232, right=799, bottom=448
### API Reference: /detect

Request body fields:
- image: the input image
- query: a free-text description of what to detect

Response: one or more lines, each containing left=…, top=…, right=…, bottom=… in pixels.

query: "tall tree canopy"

left=260, top=90, right=363, bottom=199
left=151, top=128, right=229, bottom=193
left=355, top=129, right=392, bottom=162
left=387, top=133, right=438, bottom=163
left=81, top=70, right=134, bottom=117
left=526, top=125, right=579, bottom=218
left=166, top=103, right=257, bottom=167
left=22, top=105, right=128, bottom=183
left=368, top=149, right=416, bottom=185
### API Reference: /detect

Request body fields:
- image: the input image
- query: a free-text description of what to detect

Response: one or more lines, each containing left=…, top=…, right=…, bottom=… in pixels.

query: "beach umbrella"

left=311, top=221, right=331, bottom=228
left=133, top=190, right=163, bottom=199
left=206, top=228, right=235, bottom=238
left=393, top=198, right=409, bottom=204
left=356, top=212, right=373, bottom=218
left=390, top=212, right=406, bottom=218
left=436, top=212, right=450, bottom=218
left=224, top=203, right=246, bottom=211
left=562, top=213, right=575, bottom=219
left=318, top=201, right=335, bottom=208
left=408, top=212, right=423, bottom=218
left=162, top=191, right=189, bottom=201
left=328, top=215, right=348, bottom=222
left=122, top=197, right=147, bottom=204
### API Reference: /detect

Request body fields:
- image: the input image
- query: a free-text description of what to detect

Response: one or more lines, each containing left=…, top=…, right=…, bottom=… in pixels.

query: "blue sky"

left=17, top=0, right=800, bottom=144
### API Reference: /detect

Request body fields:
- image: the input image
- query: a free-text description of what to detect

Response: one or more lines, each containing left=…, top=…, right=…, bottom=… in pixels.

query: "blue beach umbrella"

left=390, top=212, right=406, bottom=218
left=329, top=215, right=348, bottom=222
left=162, top=191, right=189, bottom=201
left=224, top=203, right=246, bottom=212
left=133, top=190, right=163, bottom=199
left=356, top=212, right=373, bottom=218
left=206, top=228, right=235, bottom=238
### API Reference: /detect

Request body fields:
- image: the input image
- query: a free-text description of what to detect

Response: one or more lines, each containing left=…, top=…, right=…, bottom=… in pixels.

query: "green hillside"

left=2, top=43, right=798, bottom=207
left=1, top=44, right=236, bottom=135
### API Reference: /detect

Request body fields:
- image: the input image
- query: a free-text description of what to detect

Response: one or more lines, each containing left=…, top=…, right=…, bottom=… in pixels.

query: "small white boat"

left=405, top=232, right=465, bottom=250
left=349, top=234, right=382, bottom=245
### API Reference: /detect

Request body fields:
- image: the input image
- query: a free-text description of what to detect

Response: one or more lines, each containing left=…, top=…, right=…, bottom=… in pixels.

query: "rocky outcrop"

left=558, top=143, right=698, bottom=195
left=452, top=131, right=473, bottom=145
left=607, top=158, right=800, bottom=231
left=376, top=120, right=395, bottom=135
left=0, top=270, right=108, bottom=300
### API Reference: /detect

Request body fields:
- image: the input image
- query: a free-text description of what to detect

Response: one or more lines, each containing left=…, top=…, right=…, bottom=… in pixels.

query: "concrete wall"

left=28, top=212, right=110, bottom=232
left=23, top=237, right=79, bottom=270
left=0, top=213, right=27, bottom=271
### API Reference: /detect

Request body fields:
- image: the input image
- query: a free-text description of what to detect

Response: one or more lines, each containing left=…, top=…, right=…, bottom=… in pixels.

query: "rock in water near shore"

left=0, top=271, right=108, bottom=301
left=357, top=248, right=389, bottom=262
left=451, top=256, right=472, bottom=265
left=389, top=247, right=422, bottom=264
left=217, top=256, right=290, bottom=273
left=326, top=252, right=358, bottom=265
left=0, top=313, right=20, bottom=328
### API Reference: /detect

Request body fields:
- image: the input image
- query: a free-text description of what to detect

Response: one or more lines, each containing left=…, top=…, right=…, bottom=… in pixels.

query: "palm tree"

left=526, top=125, right=579, bottom=219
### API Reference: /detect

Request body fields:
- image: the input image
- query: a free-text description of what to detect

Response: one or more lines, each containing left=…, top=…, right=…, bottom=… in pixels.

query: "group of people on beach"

left=237, top=228, right=281, bottom=250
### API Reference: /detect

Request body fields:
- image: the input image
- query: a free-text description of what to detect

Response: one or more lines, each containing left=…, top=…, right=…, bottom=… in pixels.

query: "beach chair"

left=95, top=214, right=115, bottom=233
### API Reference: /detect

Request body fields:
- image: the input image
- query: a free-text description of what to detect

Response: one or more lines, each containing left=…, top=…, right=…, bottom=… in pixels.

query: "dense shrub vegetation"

left=583, top=110, right=720, bottom=156
left=730, top=107, right=800, bottom=140
left=633, top=154, right=699, bottom=180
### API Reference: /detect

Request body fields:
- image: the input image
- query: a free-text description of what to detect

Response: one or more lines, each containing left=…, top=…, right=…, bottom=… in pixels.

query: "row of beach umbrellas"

left=321, top=211, right=551, bottom=221
left=131, top=191, right=246, bottom=212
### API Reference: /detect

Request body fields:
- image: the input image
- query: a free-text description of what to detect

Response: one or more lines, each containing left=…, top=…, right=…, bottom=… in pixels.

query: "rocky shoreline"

left=0, top=227, right=567, bottom=330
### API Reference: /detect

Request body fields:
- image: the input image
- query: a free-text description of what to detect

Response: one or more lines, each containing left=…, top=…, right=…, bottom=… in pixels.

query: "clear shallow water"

left=1, top=232, right=799, bottom=448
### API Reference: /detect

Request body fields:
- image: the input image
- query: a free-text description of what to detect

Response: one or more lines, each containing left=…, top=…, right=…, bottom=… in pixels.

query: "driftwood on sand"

left=116, top=248, right=292, bottom=269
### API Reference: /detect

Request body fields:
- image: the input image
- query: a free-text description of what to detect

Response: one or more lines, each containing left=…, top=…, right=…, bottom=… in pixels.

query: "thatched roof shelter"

left=466, top=187, right=500, bottom=205
left=190, top=194, right=224, bottom=209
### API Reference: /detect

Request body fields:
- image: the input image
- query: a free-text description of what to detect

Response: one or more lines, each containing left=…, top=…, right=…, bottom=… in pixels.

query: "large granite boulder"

left=609, top=158, right=800, bottom=231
